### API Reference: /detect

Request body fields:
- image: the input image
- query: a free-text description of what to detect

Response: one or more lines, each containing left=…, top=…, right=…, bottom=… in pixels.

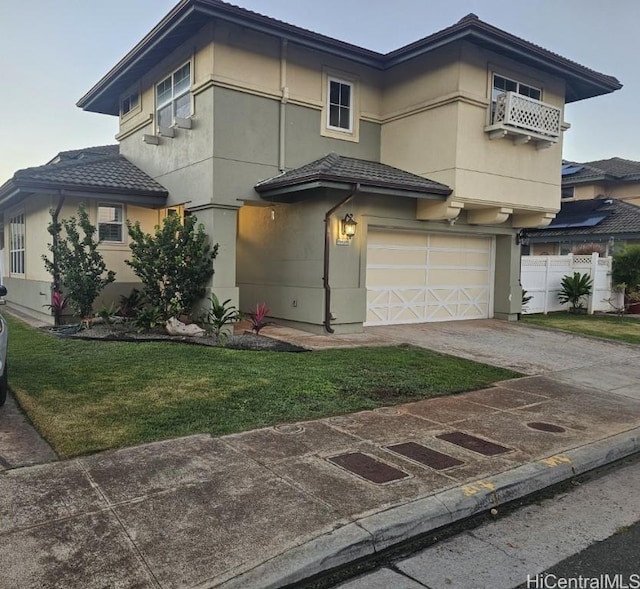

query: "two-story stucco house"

left=0, top=0, right=621, bottom=331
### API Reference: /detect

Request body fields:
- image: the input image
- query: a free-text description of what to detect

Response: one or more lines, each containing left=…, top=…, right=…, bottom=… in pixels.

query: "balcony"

left=485, top=92, right=562, bottom=148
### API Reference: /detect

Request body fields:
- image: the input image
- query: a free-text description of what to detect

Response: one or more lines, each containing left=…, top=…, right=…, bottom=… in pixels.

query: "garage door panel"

left=429, top=269, right=490, bottom=286
left=368, top=230, right=426, bottom=247
left=366, top=230, right=494, bottom=326
left=368, top=248, right=427, bottom=266
left=367, top=268, right=427, bottom=287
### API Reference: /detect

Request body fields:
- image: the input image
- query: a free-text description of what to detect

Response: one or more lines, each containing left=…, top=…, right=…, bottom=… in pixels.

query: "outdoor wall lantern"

left=516, top=229, right=529, bottom=247
left=341, top=213, right=358, bottom=239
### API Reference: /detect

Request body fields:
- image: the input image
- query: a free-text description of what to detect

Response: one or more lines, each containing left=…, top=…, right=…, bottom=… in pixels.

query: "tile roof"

left=529, top=198, right=640, bottom=239
left=78, top=0, right=621, bottom=115
left=255, top=153, right=451, bottom=196
left=10, top=145, right=168, bottom=196
left=563, top=157, right=640, bottom=183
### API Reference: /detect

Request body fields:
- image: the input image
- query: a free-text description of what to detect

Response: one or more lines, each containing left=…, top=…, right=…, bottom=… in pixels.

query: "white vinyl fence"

left=521, top=253, right=616, bottom=315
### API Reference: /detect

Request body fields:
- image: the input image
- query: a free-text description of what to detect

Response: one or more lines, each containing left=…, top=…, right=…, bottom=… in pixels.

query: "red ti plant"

left=45, top=290, right=68, bottom=326
left=249, top=302, right=271, bottom=335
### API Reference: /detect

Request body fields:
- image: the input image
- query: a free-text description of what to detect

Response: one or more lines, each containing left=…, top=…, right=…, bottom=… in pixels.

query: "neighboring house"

left=1, top=1, right=622, bottom=332
left=561, top=158, right=640, bottom=205
left=527, top=197, right=640, bottom=255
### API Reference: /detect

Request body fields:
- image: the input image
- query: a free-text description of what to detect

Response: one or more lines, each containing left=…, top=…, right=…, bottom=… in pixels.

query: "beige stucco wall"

left=568, top=182, right=640, bottom=206
left=381, top=41, right=565, bottom=220
left=2, top=194, right=161, bottom=323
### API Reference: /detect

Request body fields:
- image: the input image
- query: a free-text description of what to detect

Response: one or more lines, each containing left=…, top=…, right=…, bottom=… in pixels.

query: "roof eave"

left=78, top=2, right=620, bottom=116
left=256, top=179, right=450, bottom=202
left=387, top=25, right=620, bottom=102
left=77, top=0, right=383, bottom=115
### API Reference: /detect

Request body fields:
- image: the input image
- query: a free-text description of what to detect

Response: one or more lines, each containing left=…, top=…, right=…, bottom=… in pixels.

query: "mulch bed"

left=44, top=322, right=308, bottom=353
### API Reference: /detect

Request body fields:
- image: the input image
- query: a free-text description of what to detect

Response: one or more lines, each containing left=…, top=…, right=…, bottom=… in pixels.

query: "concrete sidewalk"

left=3, top=370, right=640, bottom=588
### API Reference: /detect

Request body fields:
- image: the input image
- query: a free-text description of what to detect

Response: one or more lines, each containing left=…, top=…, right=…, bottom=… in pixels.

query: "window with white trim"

left=492, top=74, right=541, bottom=102
left=327, top=78, right=353, bottom=132
left=156, top=62, right=191, bottom=130
left=98, top=204, right=124, bottom=243
left=121, top=90, right=139, bottom=116
left=9, top=213, right=25, bottom=275
left=491, top=74, right=541, bottom=121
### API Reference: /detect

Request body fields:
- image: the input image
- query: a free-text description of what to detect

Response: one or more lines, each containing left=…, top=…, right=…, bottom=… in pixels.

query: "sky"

left=1, top=0, right=639, bottom=185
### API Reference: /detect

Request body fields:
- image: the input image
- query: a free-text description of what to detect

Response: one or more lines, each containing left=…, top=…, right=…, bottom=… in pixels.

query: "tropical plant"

left=133, top=306, right=165, bottom=333
left=558, top=272, right=593, bottom=312
left=43, top=204, right=116, bottom=325
left=126, top=214, right=218, bottom=320
left=96, top=302, right=119, bottom=325
left=200, top=293, right=240, bottom=338
left=521, top=289, right=533, bottom=311
left=43, top=290, right=68, bottom=326
left=118, top=288, right=146, bottom=319
left=247, top=302, right=271, bottom=335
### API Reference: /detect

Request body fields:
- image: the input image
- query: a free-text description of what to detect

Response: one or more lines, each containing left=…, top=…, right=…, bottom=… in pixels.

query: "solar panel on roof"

left=548, top=214, right=607, bottom=229
left=561, top=164, right=584, bottom=176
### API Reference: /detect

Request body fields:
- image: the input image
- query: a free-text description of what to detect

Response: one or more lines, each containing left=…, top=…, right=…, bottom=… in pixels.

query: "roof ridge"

left=15, top=153, right=123, bottom=179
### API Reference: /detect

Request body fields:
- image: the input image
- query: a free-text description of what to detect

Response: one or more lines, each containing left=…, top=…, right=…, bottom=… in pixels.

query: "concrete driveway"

left=367, top=320, right=640, bottom=398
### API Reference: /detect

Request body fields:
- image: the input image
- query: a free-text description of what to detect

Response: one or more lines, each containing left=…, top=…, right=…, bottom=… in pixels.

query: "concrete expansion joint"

left=388, top=563, right=432, bottom=588
left=74, top=460, right=163, bottom=588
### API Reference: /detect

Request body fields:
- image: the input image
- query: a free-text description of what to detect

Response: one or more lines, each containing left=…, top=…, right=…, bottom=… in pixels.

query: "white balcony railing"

left=486, top=92, right=562, bottom=146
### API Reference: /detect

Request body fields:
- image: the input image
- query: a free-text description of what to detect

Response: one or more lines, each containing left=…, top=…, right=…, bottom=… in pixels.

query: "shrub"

left=134, top=306, right=165, bottom=332
left=571, top=243, right=606, bottom=256
left=126, top=214, right=218, bottom=320
left=200, top=294, right=240, bottom=338
left=43, top=205, right=115, bottom=324
left=612, top=245, right=640, bottom=291
left=558, top=272, right=593, bottom=312
left=118, top=288, right=146, bottom=319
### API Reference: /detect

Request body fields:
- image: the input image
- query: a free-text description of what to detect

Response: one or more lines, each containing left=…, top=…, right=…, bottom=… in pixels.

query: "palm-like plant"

left=558, top=272, right=593, bottom=312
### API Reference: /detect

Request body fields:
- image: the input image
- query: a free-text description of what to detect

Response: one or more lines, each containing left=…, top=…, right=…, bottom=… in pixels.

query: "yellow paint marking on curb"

left=462, top=481, right=496, bottom=496
left=541, top=455, right=572, bottom=467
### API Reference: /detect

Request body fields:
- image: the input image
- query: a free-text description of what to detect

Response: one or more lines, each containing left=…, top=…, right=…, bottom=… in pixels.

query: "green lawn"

left=523, top=312, right=640, bottom=345
left=7, top=314, right=518, bottom=458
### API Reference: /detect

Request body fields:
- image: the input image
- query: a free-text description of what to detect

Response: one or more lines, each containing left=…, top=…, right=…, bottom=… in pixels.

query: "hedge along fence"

left=521, top=253, right=617, bottom=314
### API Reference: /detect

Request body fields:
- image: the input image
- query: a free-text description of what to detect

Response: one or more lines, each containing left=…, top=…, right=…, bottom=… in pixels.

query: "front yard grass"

left=523, top=312, right=640, bottom=345
left=7, top=315, right=518, bottom=458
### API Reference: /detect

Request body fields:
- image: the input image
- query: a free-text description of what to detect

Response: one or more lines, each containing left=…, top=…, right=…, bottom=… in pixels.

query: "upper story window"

left=9, top=212, right=25, bottom=275
left=492, top=74, right=541, bottom=104
left=156, top=63, right=191, bottom=130
left=327, top=78, right=353, bottom=132
left=486, top=73, right=559, bottom=146
left=120, top=90, right=139, bottom=116
left=561, top=186, right=575, bottom=199
left=98, top=204, right=124, bottom=243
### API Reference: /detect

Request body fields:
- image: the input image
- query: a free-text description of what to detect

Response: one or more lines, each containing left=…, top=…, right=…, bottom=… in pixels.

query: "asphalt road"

left=332, top=456, right=640, bottom=589
left=516, top=520, right=640, bottom=589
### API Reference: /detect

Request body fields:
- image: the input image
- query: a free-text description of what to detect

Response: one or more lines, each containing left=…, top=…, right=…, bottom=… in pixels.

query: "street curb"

left=214, top=427, right=640, bottom=589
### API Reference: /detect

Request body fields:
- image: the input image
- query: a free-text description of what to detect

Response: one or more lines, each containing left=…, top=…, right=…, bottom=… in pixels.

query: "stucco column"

left=493, top=234, right=522, bottom=321
left=190, top=205, right=239, bottom=311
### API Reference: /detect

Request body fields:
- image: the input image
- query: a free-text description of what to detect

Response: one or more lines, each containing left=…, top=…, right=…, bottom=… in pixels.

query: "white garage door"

left=366, top=229, right=494, bottom=325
